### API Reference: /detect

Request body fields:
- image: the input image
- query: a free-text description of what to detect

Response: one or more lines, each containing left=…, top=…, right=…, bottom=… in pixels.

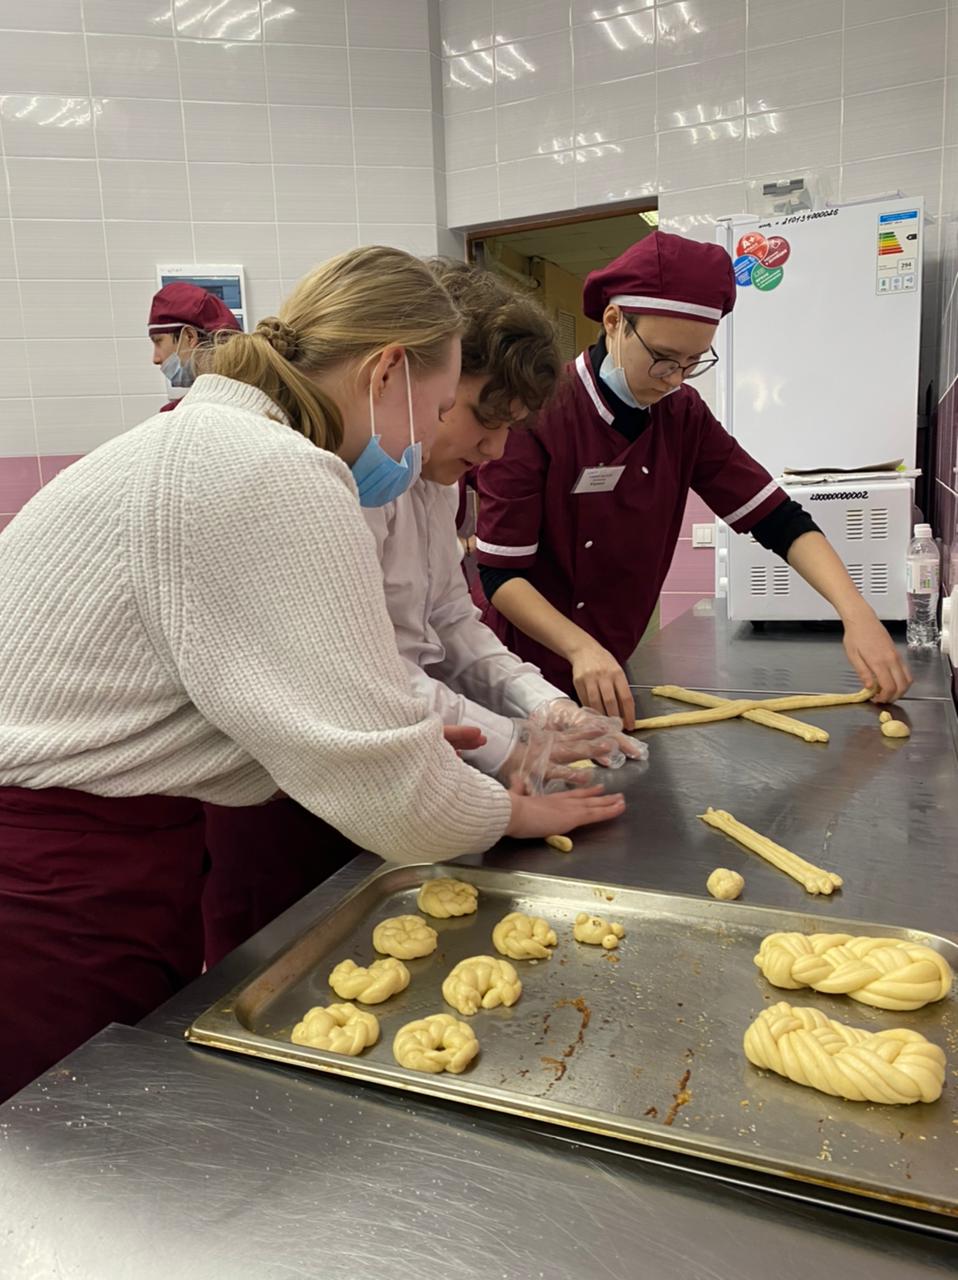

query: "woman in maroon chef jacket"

left=473, top=231, right=911, bottom=724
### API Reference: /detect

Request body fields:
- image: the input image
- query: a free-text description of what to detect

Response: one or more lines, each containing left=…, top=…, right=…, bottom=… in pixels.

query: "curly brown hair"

left=425, top=258, right=562, bottom=426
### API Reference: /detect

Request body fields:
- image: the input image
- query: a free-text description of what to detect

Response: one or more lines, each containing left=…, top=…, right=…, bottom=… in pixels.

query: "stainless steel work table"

left=629, top=598, right=954, bottom=702
left=1, top=620, right=957, bottom=1278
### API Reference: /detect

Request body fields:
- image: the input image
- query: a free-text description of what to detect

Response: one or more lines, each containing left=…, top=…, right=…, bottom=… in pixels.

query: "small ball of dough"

left=328, top=956, right=410, bottom=1004
left=879, top=710, right=892, bottom=723
left=393, top=1013, right=479, bottom=1074
left=492, top=911, right=557, bottom=960
left=417, top=877, right=478, bottom=919
left=291, top=1002, right=379, bottom=1055
left=707, top=867, right=745, bottom=901
left=573, top=912, right=625, bottom=949
left=372, top=914, right=438, bottom=960
left=880, top=719, right=910, bottom=739
left=442, top=955, right=522, bottom=1015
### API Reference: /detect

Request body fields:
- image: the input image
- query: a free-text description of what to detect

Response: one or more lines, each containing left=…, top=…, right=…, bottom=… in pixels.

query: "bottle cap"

left=914, top=523, right=933, bottom=539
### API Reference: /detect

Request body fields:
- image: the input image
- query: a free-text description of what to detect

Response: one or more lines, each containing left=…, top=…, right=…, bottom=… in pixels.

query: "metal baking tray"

left=187, top=865, right=958, bottom=1222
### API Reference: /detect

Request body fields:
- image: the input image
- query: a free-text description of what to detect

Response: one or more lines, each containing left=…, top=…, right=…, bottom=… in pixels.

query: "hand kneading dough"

left=574, top=912, right=625, bottom=949
left=743, top=1001, right=945, bottom=1104
left=417, top=877, right=479, bottom=919
left=881, top=719, right=911, bottom=738
left=292, top=1002, right=379, bottom=1055
left=372, top=914, right=438, bottom=959
left=707, top=868, right=744, bottom=900
left=442, top=955, right=522, bottom=1015
left=492, top=911, right=558, bottom=960
left=328, top=956, right=410, bottom=1004
left=754, top=932, right=954, bottom=1011
left=393, top=1013, right=479, bottom=1074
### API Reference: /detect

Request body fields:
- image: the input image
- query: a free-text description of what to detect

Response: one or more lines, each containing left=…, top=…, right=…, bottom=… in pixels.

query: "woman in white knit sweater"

left=0, top=247, right=624, bottom=1100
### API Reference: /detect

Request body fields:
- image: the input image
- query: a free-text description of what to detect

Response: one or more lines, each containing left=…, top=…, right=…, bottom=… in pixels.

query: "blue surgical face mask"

left=160, top=337, right=197, bottom=389
left=599, top=317, right=644, bottom=409
left=351, top=352, right=422, bottom=509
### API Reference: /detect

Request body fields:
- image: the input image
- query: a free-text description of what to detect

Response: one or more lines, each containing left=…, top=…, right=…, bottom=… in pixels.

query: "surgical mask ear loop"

left=402, top=351, right=414, bottom=450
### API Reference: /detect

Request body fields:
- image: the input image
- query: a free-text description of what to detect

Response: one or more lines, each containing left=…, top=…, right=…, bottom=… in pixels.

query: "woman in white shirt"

left=0, top=246, right=625, bottom=1100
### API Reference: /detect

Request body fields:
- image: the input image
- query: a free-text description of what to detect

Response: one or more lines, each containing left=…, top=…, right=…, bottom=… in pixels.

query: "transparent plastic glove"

left=496, top=723, right=595, bottom=794
left=532, top=699, right=648, bottom=769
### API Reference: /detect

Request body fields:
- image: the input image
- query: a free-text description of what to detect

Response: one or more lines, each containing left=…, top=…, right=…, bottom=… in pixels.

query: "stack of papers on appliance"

left=779, top=460, right=920, bottom=486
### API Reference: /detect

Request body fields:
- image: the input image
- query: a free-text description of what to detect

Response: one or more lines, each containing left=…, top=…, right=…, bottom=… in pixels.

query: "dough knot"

left=441, top=955, right=522, bottom=1015
left=372, top=914, right=438, bottom=960
left=291, top=1003, right=379, bottom=1055
left=417, top=878, right=479, bottom=919
left=393, top=1013, right=479, bottom=1074
left=573, top=912, right=625, bottom=949
left=492, top=912, right=557, bottom=960
left=743, top=1001, right=945, bottom=1104
left=754, top=932, right=954, bottom=1011
left=328, top=957, right=410, bottom=1004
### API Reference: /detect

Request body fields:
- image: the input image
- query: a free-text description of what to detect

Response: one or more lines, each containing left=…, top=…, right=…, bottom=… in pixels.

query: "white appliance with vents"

left=717, top=479, right=912, bottom=622
left=713, top=196, right=923, bottom=621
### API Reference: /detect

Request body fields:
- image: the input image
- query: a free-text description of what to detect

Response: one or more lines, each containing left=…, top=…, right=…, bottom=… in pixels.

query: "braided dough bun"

left=328, top=956, right=410, bottom=1004
left=291, top=1002, right=379, bottom=1055
left=442, top=955, right=522, bottom=1015
left=754, top=932, right=953, bottom=1011
left=573, top=912, right=625, bottom=949
left=492, top=911, right=558, bottom=960
left=707, top=867, right=744, bottom=900
left=417, top=878, right=479, bottom=919
left=743, top=1001, right=945, bottom=1104
left=393, top=1013, right=479, bottom=1074
left=372, top=914, right=438, bottom=959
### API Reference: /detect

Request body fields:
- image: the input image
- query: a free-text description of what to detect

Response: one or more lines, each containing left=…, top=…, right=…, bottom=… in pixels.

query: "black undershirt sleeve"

left=750, top=498, right=821, bottom=562
left=478, top=563, right=531, bottom=601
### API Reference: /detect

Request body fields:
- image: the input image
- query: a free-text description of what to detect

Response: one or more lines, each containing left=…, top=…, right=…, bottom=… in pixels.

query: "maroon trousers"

left=0, top=786, right=206, bottom=1103
left=201, top=799, right=357, bottom=968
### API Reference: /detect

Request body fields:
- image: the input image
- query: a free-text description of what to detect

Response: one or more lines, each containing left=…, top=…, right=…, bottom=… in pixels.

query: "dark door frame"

left=465, top=197, right=658, bottom=264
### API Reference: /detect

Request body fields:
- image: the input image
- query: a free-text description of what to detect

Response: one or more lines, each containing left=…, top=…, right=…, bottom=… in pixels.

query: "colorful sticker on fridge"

left=736, top=232, right=768, bottom=260
left=763, top=236, right=791, bottom=268
left=875, top=209, right=920, bottom=296
left=752, top=263, right=784, bottom=292
left=734, top=254, right=758, bottom=286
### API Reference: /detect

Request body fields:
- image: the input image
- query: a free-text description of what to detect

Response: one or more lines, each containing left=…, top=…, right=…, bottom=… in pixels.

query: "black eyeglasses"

left=625, top=316, right=719, bottom=380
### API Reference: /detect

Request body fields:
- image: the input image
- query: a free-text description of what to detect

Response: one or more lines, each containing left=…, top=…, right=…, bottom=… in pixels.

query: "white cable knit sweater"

left=0, top=375, right=512, bottom=862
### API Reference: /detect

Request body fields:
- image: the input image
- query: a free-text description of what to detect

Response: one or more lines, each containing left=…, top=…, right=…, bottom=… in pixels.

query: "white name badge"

left=571, top=465, right=626, bottom=495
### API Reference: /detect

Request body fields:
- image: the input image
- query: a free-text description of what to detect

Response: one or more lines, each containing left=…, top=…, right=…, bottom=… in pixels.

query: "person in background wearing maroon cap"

left=148, top=282, right=241, bottom=413
left=474, top=231, right=912, bottom=723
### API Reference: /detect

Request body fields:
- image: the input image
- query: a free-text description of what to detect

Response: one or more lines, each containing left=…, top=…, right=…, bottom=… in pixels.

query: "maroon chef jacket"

left=474, top=351, right=787, bottom=695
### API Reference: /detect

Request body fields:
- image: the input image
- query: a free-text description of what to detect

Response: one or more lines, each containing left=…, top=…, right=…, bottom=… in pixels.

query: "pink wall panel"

left=662, top=538, right=715, bottom=594
left=0, top=458, right=41, bottom=514
left=659, top=593, right=701, bottom=627
left=39, top=455, right=84, bottom=485
left=679, top=491, right=712, bottom=539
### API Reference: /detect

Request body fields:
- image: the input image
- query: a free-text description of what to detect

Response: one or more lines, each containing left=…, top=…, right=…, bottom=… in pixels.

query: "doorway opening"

left=466, top=201, right=658, bottom=365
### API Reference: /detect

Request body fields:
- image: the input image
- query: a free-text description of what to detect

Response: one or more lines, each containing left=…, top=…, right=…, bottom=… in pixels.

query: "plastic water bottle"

left=905, top=523, right=940, bottom=648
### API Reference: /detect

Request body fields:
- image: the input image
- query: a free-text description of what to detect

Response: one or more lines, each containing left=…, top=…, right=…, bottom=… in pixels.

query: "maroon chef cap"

left=582, top=230, right=736, bottom=325
left=148, top=282, right=240, bottom=334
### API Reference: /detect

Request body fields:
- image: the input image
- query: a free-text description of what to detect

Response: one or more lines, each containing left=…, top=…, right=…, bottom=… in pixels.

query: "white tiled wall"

left=0, top=0, right=455, bottom=493
left=441, top=0, right=952, bottom=396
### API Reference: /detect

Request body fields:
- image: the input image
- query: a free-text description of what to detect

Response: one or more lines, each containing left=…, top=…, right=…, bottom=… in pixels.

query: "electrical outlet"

left=692, top=522, right=715, bottom=548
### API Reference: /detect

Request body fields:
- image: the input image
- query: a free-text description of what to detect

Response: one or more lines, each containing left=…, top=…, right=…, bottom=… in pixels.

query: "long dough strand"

left=698, top=807, right=843, bottom=895
left=650, top=685, right=829, bottom=743
left=634, top=685, right=874, bottom=731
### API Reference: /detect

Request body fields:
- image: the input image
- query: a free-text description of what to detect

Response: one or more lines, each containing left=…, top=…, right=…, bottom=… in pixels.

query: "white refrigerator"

left=713, top=197, right=924, bottom=622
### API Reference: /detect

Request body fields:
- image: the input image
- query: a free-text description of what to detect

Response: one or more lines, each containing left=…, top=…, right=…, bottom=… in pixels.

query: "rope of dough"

left=754, top=932, right=954, bottom=1011
left=635, top=685, right=874, bottom=731
left=650, top=685, right=829, bottom=743
left=291, top=1002, right=380, bottom=1055
left=393, top=1013, right=479, bottom=1074
left=743, top=1001, right=946, bottom=1103
left=698, top=807, right=842, bottom=894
